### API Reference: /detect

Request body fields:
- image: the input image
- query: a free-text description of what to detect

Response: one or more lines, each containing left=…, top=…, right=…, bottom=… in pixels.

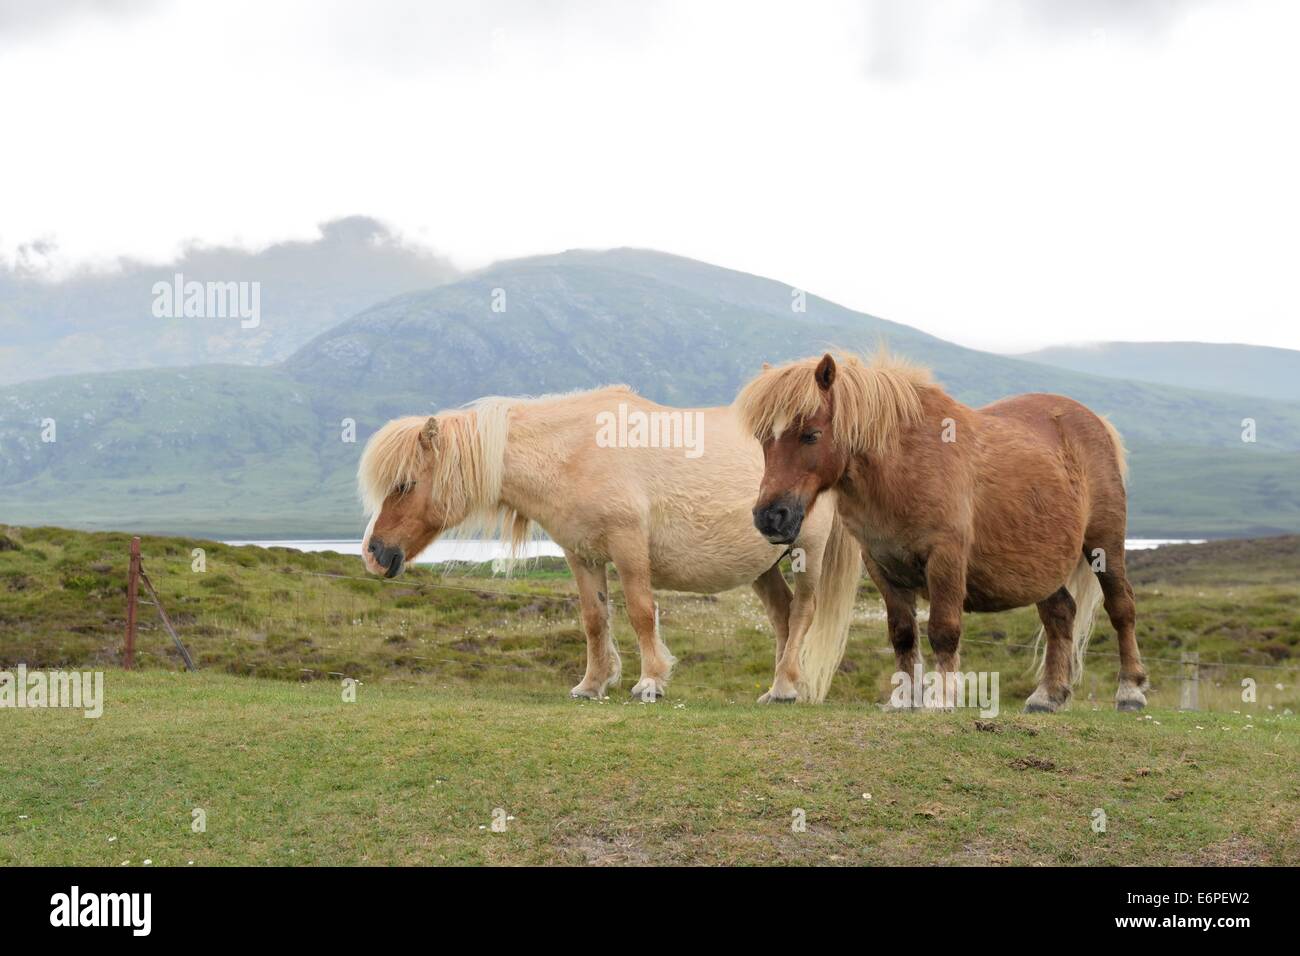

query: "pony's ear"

left=761, top=361, right=772, bottom=370
left=815, top=353, right=837, bottom=392
left=420, top=416, right=440, bottom=451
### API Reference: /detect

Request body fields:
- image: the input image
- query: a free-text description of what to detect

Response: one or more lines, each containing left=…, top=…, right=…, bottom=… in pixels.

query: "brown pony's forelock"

left=735, top=350, right=932, bottom=456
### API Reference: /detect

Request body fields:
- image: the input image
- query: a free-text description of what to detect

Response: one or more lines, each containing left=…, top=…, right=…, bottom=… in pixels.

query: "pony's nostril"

left=754, top=501, right=801, bottom=542
left=368, top=540, right=380, bottom=555
left=384, top=551, right=404, bottom=578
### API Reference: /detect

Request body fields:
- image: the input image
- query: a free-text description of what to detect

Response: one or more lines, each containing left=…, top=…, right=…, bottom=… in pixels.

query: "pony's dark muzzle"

left=369, top=538, right=405, bottom=578
left=753, top=495, right=805, bottom=546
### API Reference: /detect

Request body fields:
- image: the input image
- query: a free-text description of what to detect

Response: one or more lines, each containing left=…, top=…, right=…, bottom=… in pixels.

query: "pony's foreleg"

left=612, top=555, right=676, bottom=702
left=760, top=571, right=816, bottom=703
left=565, top=552, right=621, bottom=699
left=864, top=556, right=922, bottom=707
left=750, top=564, right=792, bottom=669
left=924, top=546, right=966, bottom=709
left=1025, top=587, right=1076, bottom=713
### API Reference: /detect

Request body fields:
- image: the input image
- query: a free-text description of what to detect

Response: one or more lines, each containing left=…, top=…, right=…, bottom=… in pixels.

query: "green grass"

left=3, top=524, right=1298, bottom=865
left=2, top=524, right=1298, bottom=712
left=1, top=671, right=1295, bottom=866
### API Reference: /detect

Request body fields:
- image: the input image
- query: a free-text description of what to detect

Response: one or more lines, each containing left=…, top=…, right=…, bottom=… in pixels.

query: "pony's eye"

left=395, top=482, right=415, bottom=496
left=800, top=430, right=821, bottom=445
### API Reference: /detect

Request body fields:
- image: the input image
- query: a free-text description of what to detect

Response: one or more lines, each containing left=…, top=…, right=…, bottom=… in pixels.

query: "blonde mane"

left=357, top=397, right=531, bottom=554
left=735, top=350, right=932, bottom=456
left=358, top=386, right=635, bottom=558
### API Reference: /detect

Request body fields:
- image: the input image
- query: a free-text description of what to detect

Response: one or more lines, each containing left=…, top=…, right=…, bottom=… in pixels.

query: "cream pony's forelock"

left=356, top=399, right=538, bottom=559
left=357, top=415, right=429, bottom=516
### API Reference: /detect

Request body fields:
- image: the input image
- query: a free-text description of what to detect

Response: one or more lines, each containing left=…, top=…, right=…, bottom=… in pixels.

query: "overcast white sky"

left=2, top=0, right=1297, bottom=352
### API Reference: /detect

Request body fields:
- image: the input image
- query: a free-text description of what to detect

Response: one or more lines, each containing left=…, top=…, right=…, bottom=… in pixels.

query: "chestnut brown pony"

left=737, top=351, right=1149, bottom=713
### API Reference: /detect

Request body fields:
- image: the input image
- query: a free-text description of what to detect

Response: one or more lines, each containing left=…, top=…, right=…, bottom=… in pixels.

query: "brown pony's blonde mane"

left=736, top=350, right=932, bottom=456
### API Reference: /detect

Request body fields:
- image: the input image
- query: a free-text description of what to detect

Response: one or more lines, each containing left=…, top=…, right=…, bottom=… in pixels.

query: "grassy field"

left=2, top=524, right=1298, bottom=865
left=2, top=524, right=1297, bottom=710
left=2, top=671, right=1296, bottom=866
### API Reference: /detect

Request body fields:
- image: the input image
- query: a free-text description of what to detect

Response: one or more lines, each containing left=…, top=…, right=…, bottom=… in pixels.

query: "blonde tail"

left=798, top=509, right=863, bottom=703
left=1099, top=414, right=1129, bottom=486
left=1031, top=556, right=1104, bottom=685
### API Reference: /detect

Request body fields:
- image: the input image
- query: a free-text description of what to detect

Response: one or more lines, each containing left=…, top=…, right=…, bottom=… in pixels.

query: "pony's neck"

left=840, top=384, right=957, bottom=520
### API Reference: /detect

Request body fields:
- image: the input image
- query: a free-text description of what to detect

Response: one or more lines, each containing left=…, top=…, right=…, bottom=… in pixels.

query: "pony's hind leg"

left=565, top=552, right=621, bottom=699
left=1025, top=587, right=1075, bottom=713
left=1096, top=555, right=1148, bottom=711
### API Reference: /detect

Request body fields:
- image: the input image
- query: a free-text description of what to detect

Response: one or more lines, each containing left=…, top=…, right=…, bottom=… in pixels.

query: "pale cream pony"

left=358, top=385, right=862, bottom=703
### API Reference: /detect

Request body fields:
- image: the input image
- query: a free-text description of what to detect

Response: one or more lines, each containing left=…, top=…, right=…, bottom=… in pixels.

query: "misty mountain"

left=0, top=216, right=458, bottom=384
left=1014, top=341, right=1300, bottom=405
left=284, top=249, right=1300, bottom=449
left=2, top=249, right=1298, bottom=538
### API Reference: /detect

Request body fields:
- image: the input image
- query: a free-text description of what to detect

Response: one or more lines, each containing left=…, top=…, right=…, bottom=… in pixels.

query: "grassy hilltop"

left=2, top=525, right=1297, bottom=865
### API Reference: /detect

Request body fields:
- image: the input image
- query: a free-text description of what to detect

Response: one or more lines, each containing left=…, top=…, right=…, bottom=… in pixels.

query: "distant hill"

left=283, top=249, right=1300, bottom=446
left=2, top=248, right=1298, bottom=538
left=1015, top=341, right=1300, bottom=404
left=0, top=216, right=458, bottom=384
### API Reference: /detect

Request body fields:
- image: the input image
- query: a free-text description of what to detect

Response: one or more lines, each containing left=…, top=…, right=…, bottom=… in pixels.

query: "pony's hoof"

left=758, top=678, right=799, bottom=704
left=629, top=678, right=664, bottom=702
left=1116, top=681, right=1148, bottom=711
left=570, top=684, right=602, bottom=700
left=1023, top=688, right=1064, bottom=714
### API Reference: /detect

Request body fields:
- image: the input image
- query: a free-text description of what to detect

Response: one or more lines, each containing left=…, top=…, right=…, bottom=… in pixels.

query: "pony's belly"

left=648, top=535, right=783, bottom=593
left=866, top=538, right=1077, bottom=612
left=962, top=589, right=1022, bottom=613
left=964, top=553, right=1080, bottom=611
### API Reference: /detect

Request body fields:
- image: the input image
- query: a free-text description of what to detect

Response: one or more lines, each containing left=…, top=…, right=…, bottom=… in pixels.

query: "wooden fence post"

left=124, top=535, right=141, bottom=669
left=1179, top=651, right=1200, bottom=711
